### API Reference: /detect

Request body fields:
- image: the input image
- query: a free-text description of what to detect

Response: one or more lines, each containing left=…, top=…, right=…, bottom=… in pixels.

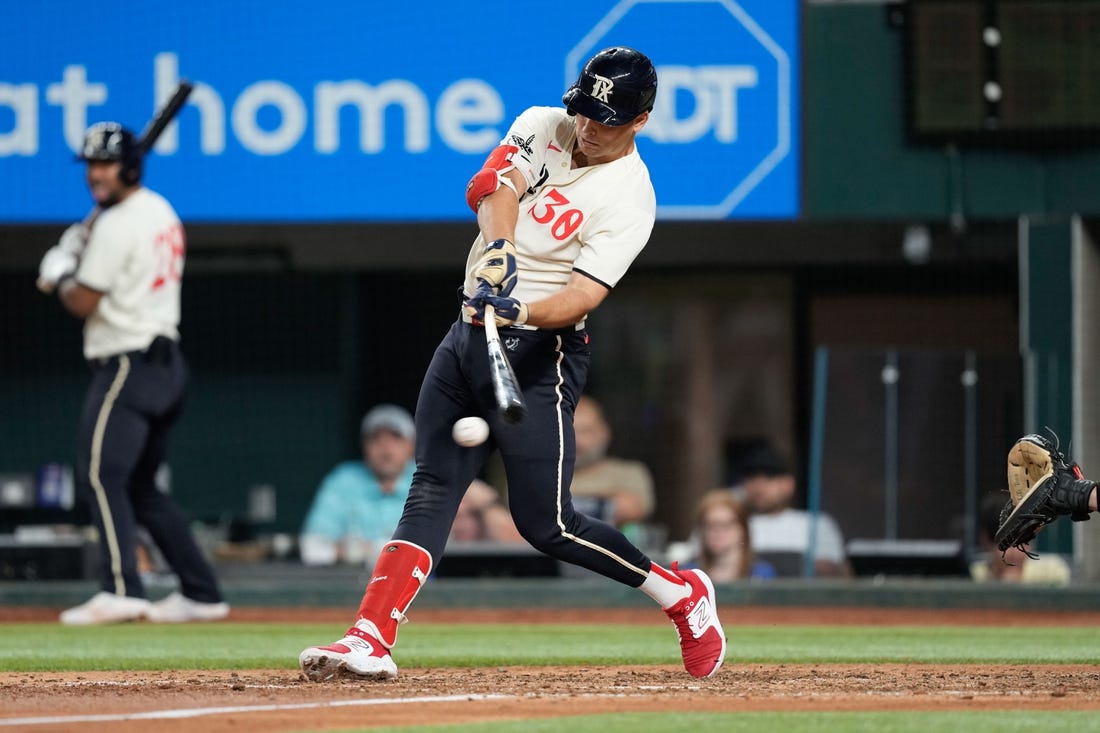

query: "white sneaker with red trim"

left=663, top=564, right=727, bottom=678
left=299, top=622, right=397, bottom=681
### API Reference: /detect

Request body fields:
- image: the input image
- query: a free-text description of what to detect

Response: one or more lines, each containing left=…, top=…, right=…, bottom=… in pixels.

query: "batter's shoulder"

left=140, top=187, right=182, bottom=219
left=88, top=201, right=129, bottom=239
left=511, top=106, right=571, bottom=139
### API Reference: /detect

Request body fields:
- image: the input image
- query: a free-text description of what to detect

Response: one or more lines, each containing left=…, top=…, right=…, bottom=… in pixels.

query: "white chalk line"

left=0, top=693, right=512, bottom=727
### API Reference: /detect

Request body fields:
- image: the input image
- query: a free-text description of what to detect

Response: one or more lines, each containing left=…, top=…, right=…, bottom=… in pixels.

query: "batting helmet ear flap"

left=120, top=157, right=143, bottom=185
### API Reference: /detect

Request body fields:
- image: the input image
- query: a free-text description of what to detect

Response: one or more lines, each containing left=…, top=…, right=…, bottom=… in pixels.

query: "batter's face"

left=573, top=111, right=649, bottom=165
left=85, top=160, right=129, bottom=207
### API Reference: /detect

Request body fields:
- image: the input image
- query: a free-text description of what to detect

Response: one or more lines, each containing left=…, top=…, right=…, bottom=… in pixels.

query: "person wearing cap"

left=737, top=441, right=851, bottom=578
left=298, top=405, right=416, bottom=567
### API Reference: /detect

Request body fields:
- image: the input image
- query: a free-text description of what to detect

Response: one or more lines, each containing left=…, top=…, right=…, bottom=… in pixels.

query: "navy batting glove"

left=472, top=238, right=517, bottom=298
left=464, top=288, right=529, bottom=327
left=462, top=283, right=494, bottom=323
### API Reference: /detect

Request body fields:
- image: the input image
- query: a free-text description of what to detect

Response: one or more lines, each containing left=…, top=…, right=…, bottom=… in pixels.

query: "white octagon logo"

left=566, top=0, right=794, bottom=219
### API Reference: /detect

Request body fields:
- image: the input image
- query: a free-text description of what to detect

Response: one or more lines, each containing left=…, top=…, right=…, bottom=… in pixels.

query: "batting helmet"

left=562, top=47, right=658, bottom=126
left=78, top=122, right=142, bottom=184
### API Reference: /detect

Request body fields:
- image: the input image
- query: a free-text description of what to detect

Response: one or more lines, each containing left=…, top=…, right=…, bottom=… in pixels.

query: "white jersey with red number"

left=75, top=187, right=185, bottom=359
left=463, top=106, right=656, bottom=318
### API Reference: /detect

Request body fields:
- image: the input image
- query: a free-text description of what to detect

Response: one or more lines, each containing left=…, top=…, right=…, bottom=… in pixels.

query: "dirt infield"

left=3, top=606, right=1100, bottom=732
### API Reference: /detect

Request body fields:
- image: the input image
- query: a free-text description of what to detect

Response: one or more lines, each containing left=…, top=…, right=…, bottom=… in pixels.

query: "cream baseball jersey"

left=76, top=187, right=185, bottom=359
left=463, top=106, right=656, bottom=312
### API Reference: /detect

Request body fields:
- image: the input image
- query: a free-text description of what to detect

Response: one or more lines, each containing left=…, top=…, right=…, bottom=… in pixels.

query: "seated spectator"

left=689, top=490, right=775, bottom=581
left=970, top=491, right=1070, bottom=585
left=299, top=404, right=415, bottom=566
left=738, top=442, right=852, bottom=578
left=449, top=479, right=524, bottom=545
left=570, top=396, right=656, bottom=531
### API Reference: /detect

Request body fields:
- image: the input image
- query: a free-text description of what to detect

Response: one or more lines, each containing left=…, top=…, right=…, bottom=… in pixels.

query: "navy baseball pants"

left=76, top=336, right=222, bottom=602
left=392, top=316, right=651, bottom=586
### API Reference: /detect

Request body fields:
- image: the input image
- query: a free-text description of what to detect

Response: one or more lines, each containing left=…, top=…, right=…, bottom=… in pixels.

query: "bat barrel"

left=483, top=305, right=528, bottom=425
left=138, top=81, right=194, bottom=153
left=502, top=403, right=527, bottom=424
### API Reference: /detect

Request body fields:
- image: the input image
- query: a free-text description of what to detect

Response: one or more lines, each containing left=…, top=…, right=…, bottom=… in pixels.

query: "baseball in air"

left=452, top=417, right=490, bottom=447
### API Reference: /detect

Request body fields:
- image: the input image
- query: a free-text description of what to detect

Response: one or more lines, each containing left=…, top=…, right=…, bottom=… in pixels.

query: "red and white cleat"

left=663, top=564, right=727, bottom=678
left=299, top=622, right=397, bottom=681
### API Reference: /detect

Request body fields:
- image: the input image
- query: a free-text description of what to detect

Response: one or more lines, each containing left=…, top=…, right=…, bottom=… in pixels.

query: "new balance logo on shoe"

left=326, top=633, right=374, bottom=656
left=686, top=596, right=713, bottom=638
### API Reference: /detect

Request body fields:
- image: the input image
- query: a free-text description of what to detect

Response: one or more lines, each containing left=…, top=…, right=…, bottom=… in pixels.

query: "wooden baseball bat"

left=483, top=304, right=528, bottom=424
left=138, top=80, right=194, bottom=152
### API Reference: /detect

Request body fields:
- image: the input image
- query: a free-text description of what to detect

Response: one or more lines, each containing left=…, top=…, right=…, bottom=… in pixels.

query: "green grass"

left=1, top=622, right=1098, bottom=672
left=347, top=712, right=1100, bottom=733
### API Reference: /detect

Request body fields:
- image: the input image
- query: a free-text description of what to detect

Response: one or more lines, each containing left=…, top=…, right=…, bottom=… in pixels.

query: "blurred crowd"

left=292, top=397, right=862, bottom=582
left=281, top=397, right=1076, bottom=585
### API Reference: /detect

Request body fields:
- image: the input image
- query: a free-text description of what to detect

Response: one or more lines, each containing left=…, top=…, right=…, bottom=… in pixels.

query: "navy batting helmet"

left=562, top=47, right=657, bottom=126
left=78, top=122, right=142, bottom=184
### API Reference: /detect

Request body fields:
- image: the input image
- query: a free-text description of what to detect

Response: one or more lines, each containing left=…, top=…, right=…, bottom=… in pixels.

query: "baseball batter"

left=300, top=48, right=726, bottom=681
left=38, top=122, right=228, bottom=625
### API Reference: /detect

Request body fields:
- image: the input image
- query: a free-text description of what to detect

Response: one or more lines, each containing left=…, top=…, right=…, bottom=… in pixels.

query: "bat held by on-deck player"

left=138, top=80, right=194, bottom=153
left=84, top=80, right=193, bottom=221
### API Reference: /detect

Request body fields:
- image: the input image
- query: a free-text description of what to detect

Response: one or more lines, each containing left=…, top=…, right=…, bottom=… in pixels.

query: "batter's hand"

left=57, top=223, right=90, bottom=257
left=37, top=245, right=78, bottom=294
left=464, top=288, right=529, bottom=327
left=472, top=238, right=517, bottom=297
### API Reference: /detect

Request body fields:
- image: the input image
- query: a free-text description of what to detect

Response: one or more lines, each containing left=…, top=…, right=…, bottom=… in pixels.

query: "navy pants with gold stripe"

left=76, top=336, right=222, bottom=603
left=393, top=317, right=651, bottom=586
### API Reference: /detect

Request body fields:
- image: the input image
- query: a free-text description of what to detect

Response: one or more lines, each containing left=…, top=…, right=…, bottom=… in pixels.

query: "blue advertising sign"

left=0, top=0, right=798, bottom=222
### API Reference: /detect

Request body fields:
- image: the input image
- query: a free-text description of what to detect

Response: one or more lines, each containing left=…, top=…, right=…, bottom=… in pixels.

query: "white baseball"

left=452, top=416, right=490, bottom=447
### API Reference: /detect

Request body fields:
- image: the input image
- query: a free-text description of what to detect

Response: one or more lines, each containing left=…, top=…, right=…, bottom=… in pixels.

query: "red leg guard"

left=355, top=540, right=432, bottom=648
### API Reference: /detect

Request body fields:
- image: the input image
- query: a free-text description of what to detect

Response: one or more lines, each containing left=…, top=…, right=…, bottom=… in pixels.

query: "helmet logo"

left=589, top=74, right=614, bottom=103
left=83, top=130, right=105, bottom=158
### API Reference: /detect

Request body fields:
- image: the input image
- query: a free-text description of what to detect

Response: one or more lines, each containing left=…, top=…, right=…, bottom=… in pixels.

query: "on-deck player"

left=38, top=122, right=228, bottom=625
left=299, top=46, right=726, bottom=680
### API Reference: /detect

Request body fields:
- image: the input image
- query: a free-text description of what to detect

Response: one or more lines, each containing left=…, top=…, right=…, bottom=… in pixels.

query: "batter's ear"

left=631, top=111, right=650, bottom=132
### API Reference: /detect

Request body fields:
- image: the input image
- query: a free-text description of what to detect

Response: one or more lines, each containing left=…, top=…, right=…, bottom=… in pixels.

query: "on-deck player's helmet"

left=78, top=122, right=142, bottom=184
left=562, top=46, right=658, bottom=127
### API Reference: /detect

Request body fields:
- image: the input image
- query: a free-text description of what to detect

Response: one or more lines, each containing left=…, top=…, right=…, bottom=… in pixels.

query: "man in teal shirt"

left=299, top=405, right=415, bottom=566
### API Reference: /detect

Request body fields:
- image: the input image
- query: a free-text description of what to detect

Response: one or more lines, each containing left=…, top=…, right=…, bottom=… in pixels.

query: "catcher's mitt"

left=995, top=433, right=1096, bottom=557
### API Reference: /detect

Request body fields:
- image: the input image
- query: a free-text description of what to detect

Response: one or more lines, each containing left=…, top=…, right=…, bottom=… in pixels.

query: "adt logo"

left=566, top=0, right=798, bottom=220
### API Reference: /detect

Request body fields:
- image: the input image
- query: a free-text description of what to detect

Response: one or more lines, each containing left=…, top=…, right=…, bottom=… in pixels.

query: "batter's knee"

left=511, top=512, right=577, bottom=557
